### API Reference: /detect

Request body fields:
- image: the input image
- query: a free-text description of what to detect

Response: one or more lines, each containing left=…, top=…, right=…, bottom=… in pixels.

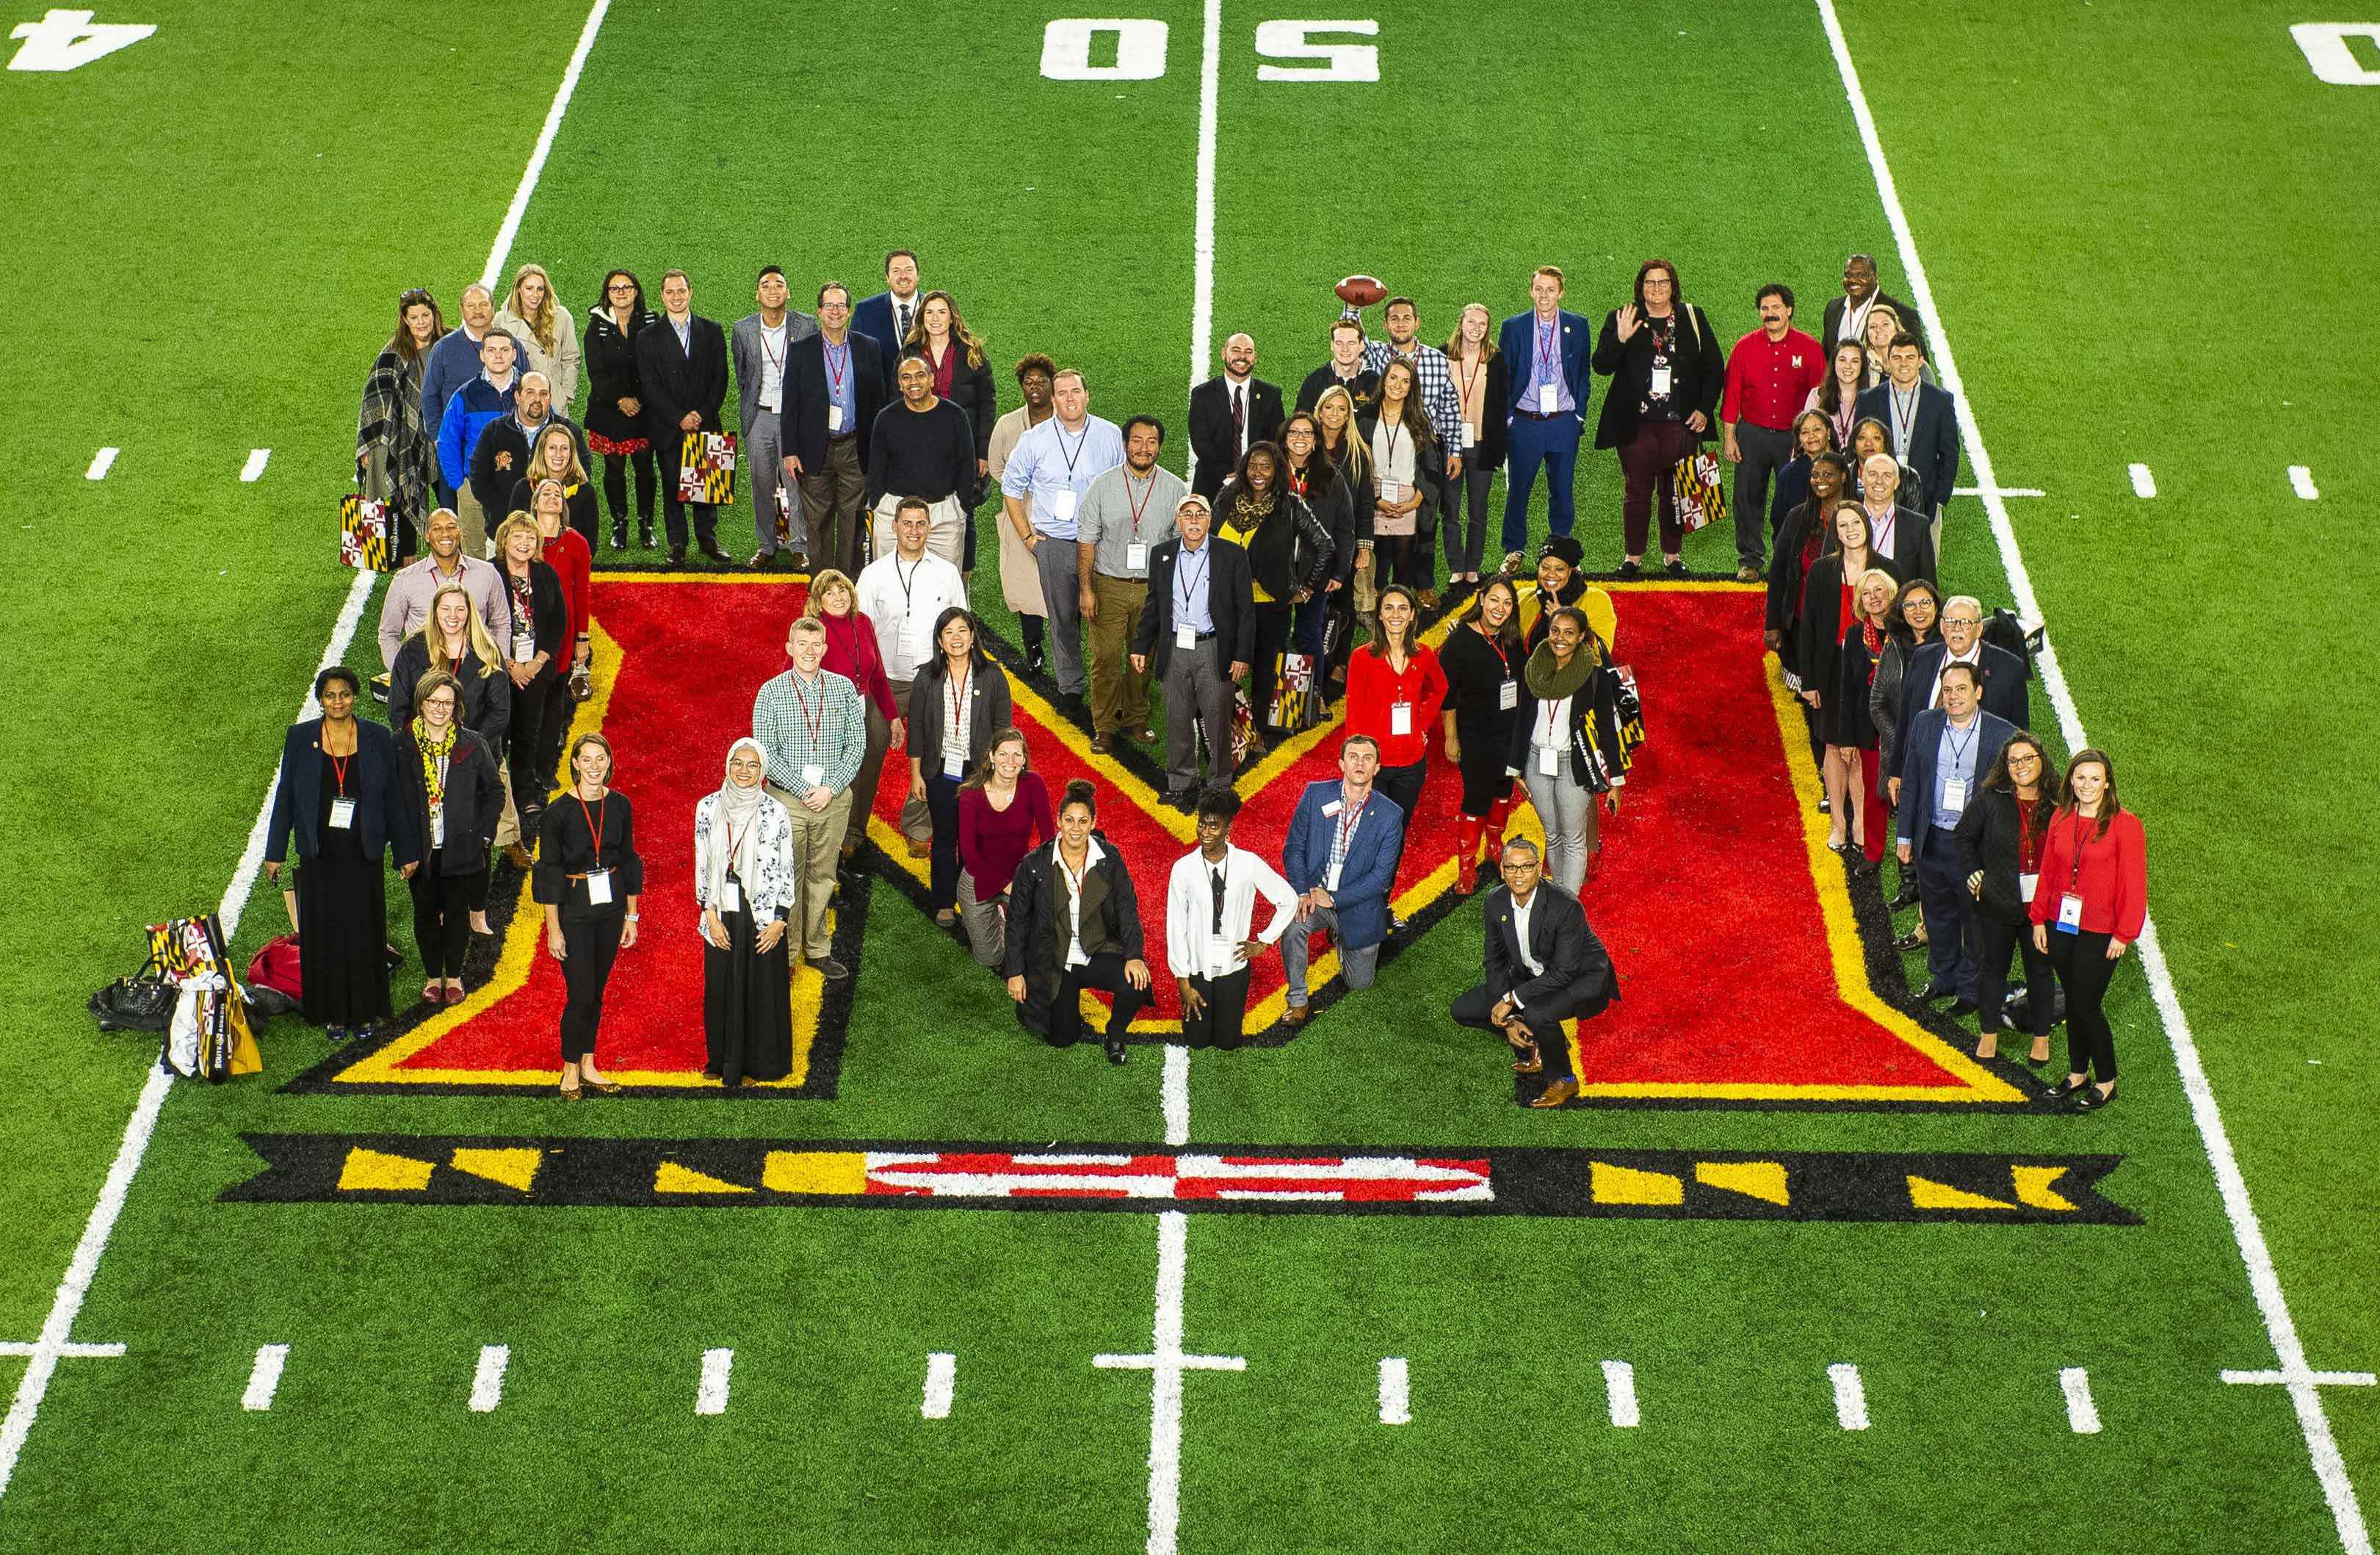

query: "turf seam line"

left=469, top=1345, right=510, bottom=1413
left=1377, top=1358, right=1409, bottom=1426
left=922, top=1352, right=956, bottom=1420
left=0, top=0, right=611, bottom=1503
left=241, top=1345, right=288, bottom=1413
left=1819, top=6, right=2370, bottom=1548
left=1828, top=1362, right=1868, bottom=1431
left=2060, top=1367, right=2101, bottom=1435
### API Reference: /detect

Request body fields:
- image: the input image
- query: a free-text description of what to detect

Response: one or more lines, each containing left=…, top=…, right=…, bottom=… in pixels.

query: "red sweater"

left=958, top=771, right=1054, bottom=901
left=1345, top=645, right=1449, bottom=768
left=2027, top=808, right=2148, bottom=941
left=820, top=609, right=899, bottom=722
left=1721, top=327, right=1826, bottom=430
left=544, top=529, right=593, bottom=651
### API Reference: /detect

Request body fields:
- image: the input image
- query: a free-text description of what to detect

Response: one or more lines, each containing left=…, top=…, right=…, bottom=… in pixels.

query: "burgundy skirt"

left=587, top=430, right=651, bottom=457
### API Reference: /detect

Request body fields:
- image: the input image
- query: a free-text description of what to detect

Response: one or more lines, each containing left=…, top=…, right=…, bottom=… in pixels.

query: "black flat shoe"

left=1892, top=931, right=1925, bottom=953
left=1104, top=1037, right=1129, bottom=1065
left=2072, top=1084, right=2116, bottom=1112
left=1664, top=559, right=1688, bottom=578
left=1889, top=882, right=1921, bottom=910
left=2042, top=1076, right=2091, bottom=1102
left=1817, top=796, right=1831, bottom=814
left=1618, top=559, right=1643, bottom=578
left=1915, top=980, right=1958, bottom=1002
left=1947, top=999, right=1978, bottom=1018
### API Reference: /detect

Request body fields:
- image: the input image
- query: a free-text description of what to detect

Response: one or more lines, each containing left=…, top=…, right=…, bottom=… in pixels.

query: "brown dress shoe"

left=1283, top=1006, right=1310, bottom=1029
left=504, top=843, right=535, bottom=870
left=1090, top=733, right=1116, bottom=755
left=1528, top=1078, right=1579, bottom=1108
left=905, top=836, right=930, bottom=860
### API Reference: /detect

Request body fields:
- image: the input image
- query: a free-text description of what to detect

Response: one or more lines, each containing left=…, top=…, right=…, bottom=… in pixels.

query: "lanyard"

left=1456, top=354, right=1482, bottom=406
left=1478, top=623, right=1511, bottom=679
left=895, top=556, right=924, bottom=620
left=2065, top=811, right=2093, bottom=890
left=1060, top=846, right=1090, bottom=913
left=824, top=339, right=850, bottom=397
left=329, top=751, right=351, bottom=797
left=1334, top=794, right=1368, bottom=858
left=947, top=664, right=971, bottom=733
left=1176, top=544, right=1209, bottom=612
left=1055, top=419, right=1090, bottom=479
left=1380, top=419, right=1405, bottom=471
left=1536, top=317, right=1558, bottom=373
left=787, top=673, right=828, bottom=749
left=1124, top=470, right=1155, bottom=534
left=1943, top=722, right=1977, bottom=778
left=576, top=791, right=607, bottom=869
left=722, top=806, right=752, bottom=873
left=1541, top=696, right=1566, bottom=747
left=1890, top=384, right=1918, bottom=456
left=760, top=322, right=786, bottom=377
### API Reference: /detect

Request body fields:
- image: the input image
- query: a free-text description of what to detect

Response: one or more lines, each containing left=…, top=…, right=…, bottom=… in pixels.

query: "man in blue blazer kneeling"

left=1279, top=735, right=1405, bottom=1029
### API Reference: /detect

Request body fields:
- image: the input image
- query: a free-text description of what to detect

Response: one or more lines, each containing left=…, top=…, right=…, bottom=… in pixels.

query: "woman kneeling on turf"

left=535, top=732, right=642, bottom=1099
left=695, top=737, right=797, bottom=1087
left=1003, top=779, right=1151, bottom=1064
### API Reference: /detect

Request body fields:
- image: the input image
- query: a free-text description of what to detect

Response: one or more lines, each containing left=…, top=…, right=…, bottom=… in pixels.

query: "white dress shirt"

left=855, top=550, right=967, bottom=682
left=1165, top=844, right=1297, bottom=981
left=759, top=320, right=786, bottom=412
left=1060, top=836, right=1107, bottom=969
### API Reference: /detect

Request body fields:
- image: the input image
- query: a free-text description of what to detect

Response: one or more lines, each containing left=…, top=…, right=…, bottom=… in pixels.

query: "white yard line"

left=84, top=447, right=116, bottom=480
left=0, top=1, right=611, bottom=1506
left=2290, top=465, right=2321, bottom=501
left=1818, top=5, right=2368, bottom=1547
left=241, top=1345, right=289, bottom=1413
left=1377, top=1358, right=1410, bottom=1425
left=695, top=1348, right=734, bottom=1416
left=238, top=449, right=270, bottom=482
left=1601, top=1360, right=1640, bottom=1429
left=468, top=1346, right=510, bottom=1413
left=1161, top=1045, right=1191, bottom=1148
left=1828, top=1362, right=1868, bottom=1431
left=2059, top=1367, right=2102, bottom=1435
left=922, top=1352, right=956, bottom=1420
left=2128, top=462, right=2157, bottom=499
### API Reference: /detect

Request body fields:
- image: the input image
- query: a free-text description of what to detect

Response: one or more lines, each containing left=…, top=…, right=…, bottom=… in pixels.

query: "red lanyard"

left=1478, top=623, right=1509, bottom=678
left=788, top=673, right=828, bottom=747
left=1536, top=318, right=1558, bottom=373
left=1334, top=795, right=1368, bottom=858
left=947, top=664, right=971, bottom=732
left=1457, top=355, right=1482, bottom=407
left=1124, top=471, right=1155, bottom=534
left=824, top=339, right=849, bottom=395
left=760, top=323, right=786, bottom=377
left=329, top=752, right=351, bottom=797
left=576, top=791, right=607, bottom=869
left=1542, top=698, right=1565, bottom=746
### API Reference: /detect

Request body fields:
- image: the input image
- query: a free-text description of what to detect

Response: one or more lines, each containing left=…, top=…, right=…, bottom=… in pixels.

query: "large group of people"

left=295, top=248, right=2146, bottom=1113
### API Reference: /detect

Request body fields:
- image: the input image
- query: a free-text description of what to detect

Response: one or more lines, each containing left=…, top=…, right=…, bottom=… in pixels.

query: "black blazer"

left=1295, top=363, right=1379, bottom=416
left=1213, top=477, right=1334, bottom=598
left=469, top=413, right=590, bottom=527
left=904, top=656, right=1013, bottom=778
left=1795, top=551, right=1906, bottom=714
left=507, top=476, right=598, bottom=540
left=1590, top=304, right=1723, bottom=451
left=391, top=723, right=503, bottom=873
left=1002, top=832, right=1146, bottom=1033
left=1766, top=497, right=1829, bottom=653
left=1187, top=376, right=1286, bottom=500
left=1483, top=884, right=1617, bottom=1012
left=634, top=314, right=729, bottom=445
left=1898, top=640, right=2029, bottom=739
left=1286, top=462, right=1359, bottom=585
left=940, top=348, right=998, bottom=465
left=786, top=332, right=888, bottom=470
left=1821, top=291, right=1921, bottom=354
left=265, top=717, right=416, bottom=867
left=1955, top=786, right=2052, bottom=925
left=1854, top=381, right=1959, bottom=517
left=387, top=639, right=513, bottom=753
left=1136, top=536, right=1256, bottom=681
left=581, top=308, right=657, bottom=444
left=1823, top=502, right=1937, bottom=595
left=1893, top=708, right=2017, bottom=840
left=491, top=559, right=570, bottom=663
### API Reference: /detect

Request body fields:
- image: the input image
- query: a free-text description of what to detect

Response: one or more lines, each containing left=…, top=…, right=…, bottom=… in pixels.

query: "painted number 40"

left=1041, top=18, right=1378, bottom=81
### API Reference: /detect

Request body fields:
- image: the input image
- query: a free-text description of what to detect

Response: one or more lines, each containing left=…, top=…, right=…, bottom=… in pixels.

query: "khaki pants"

left=769, top=783, right=853, bottom=962
left=1087, top=573, right=1151, bottom=736
left=869, top=492, right=966, bottom=567
left=493, top=763, right=519, bottom=849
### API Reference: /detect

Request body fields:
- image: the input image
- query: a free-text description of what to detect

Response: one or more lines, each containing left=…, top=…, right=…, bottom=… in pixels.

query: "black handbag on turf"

left=89, top=953, right=176, bottom=1032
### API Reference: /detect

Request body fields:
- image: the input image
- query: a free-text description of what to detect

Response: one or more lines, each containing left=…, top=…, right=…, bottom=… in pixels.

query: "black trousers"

left=409, top=851, right=474, bottom=979
left=1972, top=913, right=2053, bottom=1038
left=1444, top=464, right=1494, bottom=576
left=600, top=450, right=657, bottom=527
left=1457, top=754, right=1513, bottom=818
left=926, top=772, right=963, bottom=912
left=559, top=910, right=624, bottom=1063
left=1048, top=952, right=1151, bottom=1047
left=1450, top=982, right=1588, bottom=1082
left=508, top=670, right=567, bottom=828
left=2047, top=928, right=2120, bottom=1081
left=1182, top=965, right=1251, bottom=1050
left=654, top=434, right=717, bottom=548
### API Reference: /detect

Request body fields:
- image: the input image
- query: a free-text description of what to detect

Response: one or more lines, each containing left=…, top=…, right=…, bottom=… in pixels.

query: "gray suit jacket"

left=732, top=311, right=820, bottom=438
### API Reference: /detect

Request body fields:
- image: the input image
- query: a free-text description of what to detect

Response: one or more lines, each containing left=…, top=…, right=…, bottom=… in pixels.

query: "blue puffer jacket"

left=436, top=374, right=518, bottom=491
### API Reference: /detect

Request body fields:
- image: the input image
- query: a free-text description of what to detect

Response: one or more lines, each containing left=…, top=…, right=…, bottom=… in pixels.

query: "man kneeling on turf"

left=1449, top=837, right=1618, bottom=1108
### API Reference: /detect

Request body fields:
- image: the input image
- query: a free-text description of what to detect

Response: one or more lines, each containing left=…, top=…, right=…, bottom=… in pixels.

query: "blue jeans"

left=1501, top=410, right=1583, bottom=554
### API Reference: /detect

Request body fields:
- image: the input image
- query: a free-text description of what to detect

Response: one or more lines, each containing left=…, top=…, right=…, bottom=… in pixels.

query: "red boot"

left=1483, top=794, right=1513, bottom=863
left=1457, top=816, right=1484, bottom=894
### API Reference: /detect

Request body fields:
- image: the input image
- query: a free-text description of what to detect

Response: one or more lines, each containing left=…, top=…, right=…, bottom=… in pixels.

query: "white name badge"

left=942, top=752, right=965, bottom=779
left=720, top=880, right=742, bottom=915
left=512, top=631, right=534, bottom=661
left=1538, top=383, right=1559, bottom=413
left=1941, top=778, right=1969, bottom=813
left=1537, top=747, right=1560, bottom=776
left=1649, top=363, right=1673, bottom=397
left=898, top=617, right=929, bottom=662
left=802, top=763, right=825, bottom=789
left=328, top=798, right=356, bottom=830
left=1379, top=480, right=1407, bottom=504
left=1052, top=489, right=1078, bottom=523
left=2019, top=872, right=2039, bottom=904
left=1175, top=623, right=1197, bottom=651
left=827, top=404, right=845, bottom=433
left=1389, top=702, right=1412, bottom=738
left=2055, top=891, right=2084, bottom=933
left=585, top=869, right=613, bottom=906
left=1461, top=421, right=1477, bottom=449
left=1320, top=800, right=1342, bottom=818
left=1126, top=542, right=1149, bottom=571
left=430, top=809, right=445, bottom=849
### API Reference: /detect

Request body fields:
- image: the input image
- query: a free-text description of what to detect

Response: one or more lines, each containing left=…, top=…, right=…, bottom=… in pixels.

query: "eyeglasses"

left=607, top=282, right=635, bottom=292
left=1943, top=616, right=1981, bottom=627
left=399, top=288, right=435, bottom=304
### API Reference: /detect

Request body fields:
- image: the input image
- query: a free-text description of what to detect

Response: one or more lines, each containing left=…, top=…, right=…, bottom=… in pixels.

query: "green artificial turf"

left=3, top=0, right=2373, bottom=1550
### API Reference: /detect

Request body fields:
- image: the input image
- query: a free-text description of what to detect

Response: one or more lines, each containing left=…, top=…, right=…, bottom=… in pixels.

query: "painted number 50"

left=1040, top=18, right=1378, bottom=81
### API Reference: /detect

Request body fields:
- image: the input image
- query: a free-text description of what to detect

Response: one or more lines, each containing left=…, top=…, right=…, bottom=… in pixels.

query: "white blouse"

left=692, top=791, right=799, bottom=929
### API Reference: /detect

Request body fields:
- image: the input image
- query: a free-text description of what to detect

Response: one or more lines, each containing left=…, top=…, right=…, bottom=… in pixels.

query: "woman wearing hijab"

left=695, top=737, right=799, bottom=1086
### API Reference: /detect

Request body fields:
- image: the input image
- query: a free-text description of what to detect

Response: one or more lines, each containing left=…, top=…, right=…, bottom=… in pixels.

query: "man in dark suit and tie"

left=1497, top=264, right=1594, bottom=565
left=1188, top=333, right=1284, bottom=501
left=1856, top=333, right=1958, bottom=557
left=1893, top=663, right=2016, bottom=1015
left=1448, top=836, right=1618, bottom=1108
left=785, top=282, right=888, bottom=577
left=1819, top=252, right=1920, bottom=355
left=633, top=268, right=731, bottom=565
left=1892, top=595, right=2028, bottom=756
left=851, top=248, right=923, bottom=396
left=1134, top=494, right=1254, bottom=805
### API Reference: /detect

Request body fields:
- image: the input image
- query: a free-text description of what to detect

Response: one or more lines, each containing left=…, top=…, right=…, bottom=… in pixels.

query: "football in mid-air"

left=1335, top=274, right=1387, bottom=307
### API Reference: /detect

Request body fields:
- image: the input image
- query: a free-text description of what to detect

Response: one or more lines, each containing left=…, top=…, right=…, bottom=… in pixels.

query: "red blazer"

left=820, top=609, right=898, bottom=722
left=1344, top=645, right=1449, bottom=769
left=544, top=528, right=593, bottom=650
left=2028, top=808, right=2147, bottom=941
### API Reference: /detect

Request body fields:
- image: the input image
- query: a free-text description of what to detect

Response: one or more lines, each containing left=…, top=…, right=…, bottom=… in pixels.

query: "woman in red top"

left=1344, top=584, right=1448, bottom=879
left=532, top=479, right=592, bottom=686
left=804, top=568, right=901, bottom=860
left=955, top=729, right=1054, bottom=968
left=2028, top=749, right=2148, bottom=1111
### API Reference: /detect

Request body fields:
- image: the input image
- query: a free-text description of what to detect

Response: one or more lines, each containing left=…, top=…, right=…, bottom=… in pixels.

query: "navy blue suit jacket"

left=1281, top=780, right=1405, bottom=952
left=1497, top=309, right=1594, bottom=425
left=1854, top=380, right=1959, bottom=518
left=265, top=717, right=417, bottom=867
left=1893, top=708, right=2015, bottom=842
left=851, top=291, right=918, bottom=394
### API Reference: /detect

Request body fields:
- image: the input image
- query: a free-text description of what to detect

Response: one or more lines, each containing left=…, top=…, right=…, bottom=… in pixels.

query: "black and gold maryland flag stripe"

left=679, top=432, right=737, bottom=505
left=339, top=493, right=391, bottom=572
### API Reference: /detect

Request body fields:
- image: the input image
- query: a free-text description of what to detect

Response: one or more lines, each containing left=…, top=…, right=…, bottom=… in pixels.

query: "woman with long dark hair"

left=907, top=607, right=1014, bottom=927
left=1592, top=257, right=1723, bottom=576
left=904, top=289, right=997, bottom=572
left=1768, top=450, right=1853, bottom=778
left=358, top=288, right=446, bottom=562
left=956, top=728, right=1053, bottom=968
left=1768, top=409, right=1839, bottom=544
left=1958, top=732, right=2061, bottom=1064
left=1003, top=779, right=1151, bottom=1063
left=1345, top=584, right=1448, bottom=877
left=1278, top=412, right=1350, bottom=664
left=1357, top=359, right=1445, bottom=600
left=1439, top=576, right=1526, bottom=894
left=2030, top=750, right=2147, bottom=1111
left=1214, top=439, right=1333, bottom=744
left=1807, top=337, right=1867, bottom=450
left=1508, top=605, right=1630, bottom=894
left=1825, top=567, right=1898, bottom=867
left=1798, top=504, right=1903, bottom=841
left=1312, top=384, right=1373, bottom=684
left=582, top=269, right=659, bottom=549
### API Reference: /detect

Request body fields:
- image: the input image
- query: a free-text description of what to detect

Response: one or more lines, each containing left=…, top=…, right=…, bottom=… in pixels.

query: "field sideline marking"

left=84, top=447, right=115, bottom=480
left=1602, top=1360, right=1640, bottom=1428
left=469, top=1345, right=510, bottom=1413
left=2060, top=1367, right=2102, bottom=1435
left=1818, top=4, right=2370, bottom=1549
left=1377, top=1358, right=1409, bottom=1425
left=242, top=1345, right=289, bottom=1413
left=922, top=1352, right=956, bottom=1420
left=695, top=1348, right=734, bottom=1416
left=1829, top=1362, right=1868, bottom=1430
left=0, top=0, right=611, bottom=1508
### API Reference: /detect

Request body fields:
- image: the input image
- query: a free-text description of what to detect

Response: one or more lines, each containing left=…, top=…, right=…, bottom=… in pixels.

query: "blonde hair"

left=530, top=424, right=586, bottom=486
left=1443, top=302, right=1497, bottom=360
left=803, top=569, right=858, bottom=618
left=1313, top=385, right=1371, bottom=483
left=1854, top=566, right=1900, bottom=622
left=419, top=584, right=504, bottom=676
left=505, top=262, right=560, bottom=354
left=494, top=512, right=543, bottom=560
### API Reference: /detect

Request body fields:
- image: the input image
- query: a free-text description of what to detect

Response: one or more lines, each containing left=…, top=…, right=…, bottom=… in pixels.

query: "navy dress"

left=299, top=758, right=391, bottom=1027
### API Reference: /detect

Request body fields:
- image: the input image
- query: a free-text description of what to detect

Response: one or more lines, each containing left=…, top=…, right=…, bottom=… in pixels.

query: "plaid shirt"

left=751, top=668, right=867, bottom=794
left=1338, top=311, right=1462, bottom=454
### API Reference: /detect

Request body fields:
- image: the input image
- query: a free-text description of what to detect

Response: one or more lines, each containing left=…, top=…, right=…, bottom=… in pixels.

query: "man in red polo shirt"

left=1721, top=283, right=1826, bottom=583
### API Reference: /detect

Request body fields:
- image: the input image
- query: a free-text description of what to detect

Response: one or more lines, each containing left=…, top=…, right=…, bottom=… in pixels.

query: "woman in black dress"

left=534, top=733, right=643, bottom=1098
left=1439, top=576, right=1526, bottom=895
left=583, top=269, right=659, bottom=550
left=1214, top=441, right=1333, bottom=744
left=696, top=737, right=798, bottom=1086
left=903, top=290, right=997, bottom=573
left=1957, top=732, right=2061, bottom=1065
left=392, top=670, right=502, bottom=1005
left=493, top=514, right=568, bottom=852
left=1002, top=780, right=1152, bottom=1064
left=263, top=667, right=419, bottom=1040
left=1767, top=450, right=1853, bottom=777
left=1278, top=413, right=1349, bottom=664
left=1825, top=566, right=1900, bottom=869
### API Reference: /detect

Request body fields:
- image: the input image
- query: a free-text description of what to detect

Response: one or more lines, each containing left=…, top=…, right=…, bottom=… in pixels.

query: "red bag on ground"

left=247, top=935, right=302, bottom=1000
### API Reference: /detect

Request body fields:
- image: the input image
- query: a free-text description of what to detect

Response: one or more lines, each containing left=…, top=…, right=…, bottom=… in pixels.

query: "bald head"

left=1862, top=453, right=1900, bottom=501
left=1222, top=333, right=1256, bottom=381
